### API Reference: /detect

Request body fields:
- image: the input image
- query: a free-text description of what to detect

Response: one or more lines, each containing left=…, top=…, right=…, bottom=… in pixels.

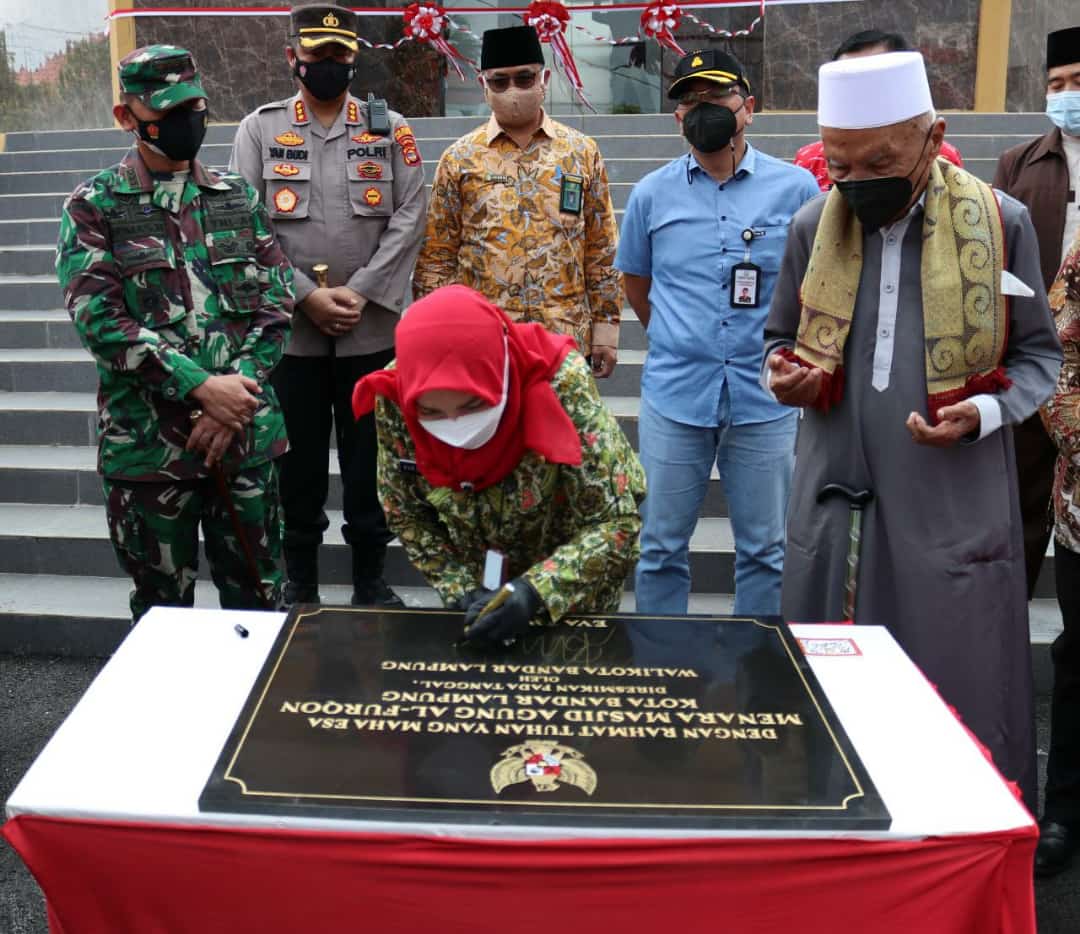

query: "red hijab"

left=352, top=285, right=582, bottom=491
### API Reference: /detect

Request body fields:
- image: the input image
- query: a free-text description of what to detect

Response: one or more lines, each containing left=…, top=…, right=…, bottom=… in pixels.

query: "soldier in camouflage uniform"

left=56, top=46, right=294, bottom=623
left=353, top=287, right=645, bottom=646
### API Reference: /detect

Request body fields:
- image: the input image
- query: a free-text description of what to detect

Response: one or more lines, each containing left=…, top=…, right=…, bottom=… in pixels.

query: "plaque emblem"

left=356, top=161, right=383, bottom=180
left=275, top=131, right=305, bottom=147
left=273, top=186, right=299, bottom=214
left=363, top=186, right=383, bottom=207
left=272, top=163, right=301, bottom=177
left=490, top=743, right=597, bottom=795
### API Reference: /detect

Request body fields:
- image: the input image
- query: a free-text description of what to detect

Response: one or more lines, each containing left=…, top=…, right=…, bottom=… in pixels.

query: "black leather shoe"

left=1035, top=820, right=1076, bottom=878
left=351, top=578, right=405, bottom=609
left=283, top=582, right=320, bottom=607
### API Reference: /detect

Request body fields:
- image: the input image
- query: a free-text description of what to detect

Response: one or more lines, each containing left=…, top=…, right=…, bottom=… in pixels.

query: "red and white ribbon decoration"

left=640, top=2, right=686, bottom=56
left=524, top=1, right=593, bottom=111
left=403, top=3, right=472, bottom=79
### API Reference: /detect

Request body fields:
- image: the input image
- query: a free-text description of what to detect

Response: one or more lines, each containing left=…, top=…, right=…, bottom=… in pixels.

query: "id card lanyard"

left=731, top=228, right=762, bottom=308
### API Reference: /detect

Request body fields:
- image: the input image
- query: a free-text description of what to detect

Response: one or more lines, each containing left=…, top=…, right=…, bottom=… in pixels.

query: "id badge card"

left=559, top=173, right=584, bottom=215
left=731, top=262, right=762, bottom=308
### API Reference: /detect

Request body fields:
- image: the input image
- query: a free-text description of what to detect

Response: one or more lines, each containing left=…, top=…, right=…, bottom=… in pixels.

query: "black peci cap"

left=1047, top=26, right=1080, bottom=70
left=480, top=26, right=545, bottom=71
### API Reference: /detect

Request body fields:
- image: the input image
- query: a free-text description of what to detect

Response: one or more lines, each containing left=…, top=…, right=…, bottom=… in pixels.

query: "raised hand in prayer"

left=906, top=403, right=980, bottom=447
left=767, top=352, right=824, bottom=408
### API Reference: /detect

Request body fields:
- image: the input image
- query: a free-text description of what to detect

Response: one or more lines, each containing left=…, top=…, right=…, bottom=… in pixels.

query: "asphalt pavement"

left=1, top=653, right=1079, bottom=932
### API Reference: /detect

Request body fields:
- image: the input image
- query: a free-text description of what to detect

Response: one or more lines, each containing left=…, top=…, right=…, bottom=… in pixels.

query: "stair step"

left=0, top=346, right=648, bottom=394
left=0, top=245, right=57, bottom=276
left=0, top=112, right=1055, bottom=155
left=0, top=570, right=1062, bottom=692
left=0, top=572, right=742, bottom=656
left=0, top=441, right=726, bottom=513
left=0, top=502, right=734, bottom=589
left=0, top=390, right=641, bottom=452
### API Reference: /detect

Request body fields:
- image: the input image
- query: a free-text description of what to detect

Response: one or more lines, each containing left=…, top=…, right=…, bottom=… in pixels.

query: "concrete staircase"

left=0, top=111, right=1063, bottom=663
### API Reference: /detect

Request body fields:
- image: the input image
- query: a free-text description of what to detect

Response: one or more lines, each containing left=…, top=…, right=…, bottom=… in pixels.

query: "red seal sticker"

left=274, top=131, right=305, bottom=147
left=356, top=161, right=383, bottom=180
left=272, top=163, right=301, bottom=177
left=363, top=187, right=383, bottom=207
left=273, top=186, right=300, bottom=214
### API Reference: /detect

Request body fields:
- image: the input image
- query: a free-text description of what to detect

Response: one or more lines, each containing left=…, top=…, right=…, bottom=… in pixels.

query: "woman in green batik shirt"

left=352, top=285, right=645, bottom=647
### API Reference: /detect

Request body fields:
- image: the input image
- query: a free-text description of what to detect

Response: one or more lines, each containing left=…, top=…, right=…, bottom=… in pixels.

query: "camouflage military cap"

left=118, top=45, right=207, bottom=111
left=290, top=4, right=359, bottom=52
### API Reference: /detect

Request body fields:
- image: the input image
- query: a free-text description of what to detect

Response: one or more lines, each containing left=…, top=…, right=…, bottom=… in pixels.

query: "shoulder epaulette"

left=254, top=99, right=290, bottom=114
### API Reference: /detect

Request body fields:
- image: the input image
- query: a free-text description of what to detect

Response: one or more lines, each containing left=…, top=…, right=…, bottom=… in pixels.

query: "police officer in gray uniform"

left=230, top=2, right=427, bottom=606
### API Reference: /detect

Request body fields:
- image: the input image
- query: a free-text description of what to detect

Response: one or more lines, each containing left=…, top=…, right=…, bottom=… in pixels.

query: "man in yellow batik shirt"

left=413, top=25, right=622, bottom=378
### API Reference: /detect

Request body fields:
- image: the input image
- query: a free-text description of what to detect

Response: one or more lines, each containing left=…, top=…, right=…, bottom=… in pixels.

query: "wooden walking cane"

left=816, top=483, right=874, bottom=622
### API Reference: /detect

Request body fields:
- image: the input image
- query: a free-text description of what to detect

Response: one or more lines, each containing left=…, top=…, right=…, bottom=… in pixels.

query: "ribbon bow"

left=524, top=1, right=593, bottom=111
left=640, top=2, right=686, bottom=56
left=403, top=3, right=471, bottom=79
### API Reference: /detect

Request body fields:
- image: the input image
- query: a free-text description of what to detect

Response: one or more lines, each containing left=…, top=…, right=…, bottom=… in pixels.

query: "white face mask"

left=420, top=339, right=509, bottom=450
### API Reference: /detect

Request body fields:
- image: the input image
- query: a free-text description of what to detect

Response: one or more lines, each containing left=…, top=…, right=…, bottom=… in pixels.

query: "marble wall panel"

left=1007, top=0, right=1078, bottom=112
left=129, top=0, right=444, bottom=122
left=126, top=0, right=1069, bottom=115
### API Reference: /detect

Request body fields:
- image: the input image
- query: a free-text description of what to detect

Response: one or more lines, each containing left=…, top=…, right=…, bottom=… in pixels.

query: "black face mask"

left=833, top=128, right=933, bottom=233
left=130, top=104, right=208, bottom=162
left=293, top=58, right=355, bottom=101
left=682, top=101, right=741, bottom=153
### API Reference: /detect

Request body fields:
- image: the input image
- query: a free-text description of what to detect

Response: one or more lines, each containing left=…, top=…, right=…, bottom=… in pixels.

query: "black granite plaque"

left=200, top=608, right=890, bottom=830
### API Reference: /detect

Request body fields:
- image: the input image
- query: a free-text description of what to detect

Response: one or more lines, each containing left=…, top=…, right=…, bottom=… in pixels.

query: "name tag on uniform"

left=559, top=173, right=584, bottom=215
left=398, top=459, right=418, bottom=475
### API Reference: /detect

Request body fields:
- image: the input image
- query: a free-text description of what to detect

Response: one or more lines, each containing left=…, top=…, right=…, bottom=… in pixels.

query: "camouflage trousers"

left=103, top=461, right=283, bottom=624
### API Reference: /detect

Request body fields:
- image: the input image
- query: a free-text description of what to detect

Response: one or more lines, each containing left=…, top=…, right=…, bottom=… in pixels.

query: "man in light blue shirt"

left=615, top=48, right=819, bottom=616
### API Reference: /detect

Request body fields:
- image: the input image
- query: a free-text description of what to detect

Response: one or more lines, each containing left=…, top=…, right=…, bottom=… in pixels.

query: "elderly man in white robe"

left=764, top=52, right=1062, bottom=810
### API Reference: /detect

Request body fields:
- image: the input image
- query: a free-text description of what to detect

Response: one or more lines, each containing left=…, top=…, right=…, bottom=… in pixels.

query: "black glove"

left=462, top=578, right=544, bottom=647
left=461, top=588, right=498, bottom=627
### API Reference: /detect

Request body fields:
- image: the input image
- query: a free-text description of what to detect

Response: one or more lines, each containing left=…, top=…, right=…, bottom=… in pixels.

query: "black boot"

left=1035, top=820, right=1077, bottom=878
left=283, top=547, right=320, bottom=606
left=350, top=547, right=404, bottom=608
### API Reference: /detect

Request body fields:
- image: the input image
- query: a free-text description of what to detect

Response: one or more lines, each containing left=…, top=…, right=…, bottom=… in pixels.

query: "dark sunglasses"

left=483, top=70, right=544, bottom=93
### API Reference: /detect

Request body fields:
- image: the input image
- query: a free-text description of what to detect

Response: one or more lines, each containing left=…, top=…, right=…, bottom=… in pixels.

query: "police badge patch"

left=273, top=186, right=300, bottom=214
left=356, top=162, right=383, bottom=180
left=275, top=131, right=305, bottom=147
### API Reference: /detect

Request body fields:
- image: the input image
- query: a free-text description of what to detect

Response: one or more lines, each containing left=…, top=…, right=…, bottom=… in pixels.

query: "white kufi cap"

left=817, top=51, right=934, bottom=129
